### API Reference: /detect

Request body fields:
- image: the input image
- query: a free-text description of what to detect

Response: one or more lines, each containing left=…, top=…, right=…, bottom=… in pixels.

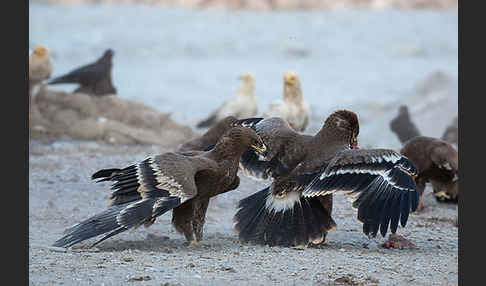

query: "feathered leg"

left=192, top=197, right=210, bottom=245
left=316, top=194, right=336, bottom=246
left=415, top=177, right=427, bottom=212
left=172, top=200, right=195, bottom=244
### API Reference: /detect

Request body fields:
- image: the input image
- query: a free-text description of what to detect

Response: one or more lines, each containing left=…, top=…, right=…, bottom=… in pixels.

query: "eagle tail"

left=233, top=187, right=336, bottom=247
left=52, top=204, right=129, bottom=248
left=52, top=196, right=179, bottom=248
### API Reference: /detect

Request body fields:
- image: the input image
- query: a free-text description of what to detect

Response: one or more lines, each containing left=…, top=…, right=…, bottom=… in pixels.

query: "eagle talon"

left=187, top=241, right=205, bottom=248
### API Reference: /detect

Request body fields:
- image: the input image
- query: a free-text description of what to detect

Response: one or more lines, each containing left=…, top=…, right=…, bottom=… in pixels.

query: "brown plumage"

left=177, top=116, right=238, bottom=153
left=400, top=136, right=458, bottom=209
left=233, top=110, right=420, bottom=248
left=441, top=116, right=458, bottom=146
left=52, top=126, right=267, bottom=248
left=47, top=49, right=116, bottom=96
left=389, top=105, right=421, bottom=144
left=263, top=72, right=311, bottom=132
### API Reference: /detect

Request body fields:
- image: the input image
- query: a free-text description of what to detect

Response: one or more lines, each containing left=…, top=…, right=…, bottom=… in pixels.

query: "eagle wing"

left=52, top=152, right=218, bottom=248
left=233, top=117, right=305, bottom=180
left=300, top=149, right=420, bottom=237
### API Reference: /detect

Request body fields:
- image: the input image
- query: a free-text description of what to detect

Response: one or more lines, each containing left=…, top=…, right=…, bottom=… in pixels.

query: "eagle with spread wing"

left=47, top=49, right=116, bottom=96
left=52, top=126, right=267, bottom=248
left=232, top=110, right=420, bottom=248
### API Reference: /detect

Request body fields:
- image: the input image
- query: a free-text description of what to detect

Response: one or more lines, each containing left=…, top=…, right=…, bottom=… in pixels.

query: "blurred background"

left=29, top=0, right=458, bottom=149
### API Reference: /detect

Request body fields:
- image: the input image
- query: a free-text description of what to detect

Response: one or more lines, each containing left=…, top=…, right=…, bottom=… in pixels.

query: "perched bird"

left=441, top=116, right=458, bottom=147
left=52, top=126, right=267, bottom=248
left=196, top=73, right=258, bottom=128
left=263, top=72, right=311, bottom=132
left=177, top=116, right=238, bottom=153
left=232, top=110, right=420, bottom=248
left=47, top=49, right=116, bottom=96
left=389, top=105, right=421, bottom=144
left=29, top=45, right=53, bottom=98
left=400, top=136, right=458, bottom=209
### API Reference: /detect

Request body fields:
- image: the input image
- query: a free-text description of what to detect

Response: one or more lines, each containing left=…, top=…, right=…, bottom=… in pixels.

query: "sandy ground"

left=29, top=133, right=458, bottom=286
left=29, top=4, right=458, bottom=284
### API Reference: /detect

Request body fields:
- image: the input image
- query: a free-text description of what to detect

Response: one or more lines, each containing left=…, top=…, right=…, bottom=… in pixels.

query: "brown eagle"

left=400, top=136, right=458, bottom=209
left=52, top=126, right=267, bottom=248
left=232, top=110, right=420, bottom=248
left=389, top=105, right=421, bottom=144
left=47, top=49, right=116, bottom=96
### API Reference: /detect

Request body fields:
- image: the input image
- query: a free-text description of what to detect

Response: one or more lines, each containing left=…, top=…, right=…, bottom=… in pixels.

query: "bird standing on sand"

left=263, top=72, right=311, bottom=132
left=47, top=49, right=116, bottom=96
left=52, top=126, right=267, bottom=248
left=389, top=105, right=421, bottom=144
left=29, top=45, right=53, bottom=99
left=232, top=110, right=420, bottom=248
left=400, top=136, right=458, bottom=209
left=197, top=73, right=258, bottom=128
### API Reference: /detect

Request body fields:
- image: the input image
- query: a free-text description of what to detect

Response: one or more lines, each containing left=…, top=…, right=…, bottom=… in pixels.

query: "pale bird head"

left=284, top=72, right=299, bottom=86
left=239, top=73, right=256, bottom=95
left=239, top=73, right=255, bottom=85
left=34, top=46, right=48, bottom=57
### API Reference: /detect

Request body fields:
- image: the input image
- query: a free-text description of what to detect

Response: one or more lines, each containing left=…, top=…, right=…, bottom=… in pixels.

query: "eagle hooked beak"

left=251, top=144, right=268, bottom=160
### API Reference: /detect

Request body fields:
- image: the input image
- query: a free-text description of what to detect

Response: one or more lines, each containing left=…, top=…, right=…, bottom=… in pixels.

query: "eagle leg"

left=415, top=177, right=427, bottom=212
left=192, top=197, right=210, bottom=243
left=172, top=201, right=195, bottom=243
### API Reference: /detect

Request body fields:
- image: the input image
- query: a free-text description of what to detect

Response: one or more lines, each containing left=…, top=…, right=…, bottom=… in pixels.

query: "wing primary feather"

left=399, top=191, right=411, bottom=227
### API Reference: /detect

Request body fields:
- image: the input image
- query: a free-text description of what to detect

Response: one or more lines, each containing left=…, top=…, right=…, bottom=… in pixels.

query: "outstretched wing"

left=301, top=149, right=420, bottom=238
left=233, top=117, right=305, bottom=180
left=53, top=152, right=217, bottom=248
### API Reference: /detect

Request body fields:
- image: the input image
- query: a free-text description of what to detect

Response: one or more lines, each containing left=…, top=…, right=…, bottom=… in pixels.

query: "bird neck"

left=283, top=85, right=302, bottom=104
left=208, top=137, right=248, bottom=163
left=200, top=124, right=230, bottom=144
left=239, top=83, right=255, bottom=98
left=313, top=123, right=350, bottom=149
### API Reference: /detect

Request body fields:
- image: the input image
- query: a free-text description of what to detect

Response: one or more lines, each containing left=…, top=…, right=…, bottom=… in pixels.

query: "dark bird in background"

left=47, top=49, right=117, bottom=96
left=389, top=105, right=421, bottom=144
left=400, top=136, right=458, bottom=210
left=177, top=116, right=238, bottom=153
left=441, top=116, right=458, bottom=147
left=52, top=126, right=267, bottom=248
left=232, top=110, right=420, bottom=249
